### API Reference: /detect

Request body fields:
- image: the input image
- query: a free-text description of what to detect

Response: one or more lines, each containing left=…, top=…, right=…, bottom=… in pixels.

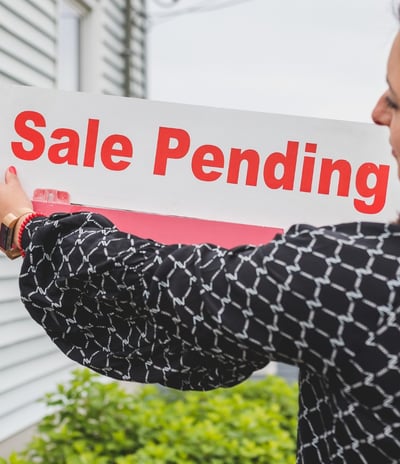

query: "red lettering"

left=300, top=157, right=316, bottom=192
left=9, top=113, right=392, bottom=220
left=83, top=119, right=99, bottom=168
left=227, top=148, right=259, bottom=186
left=150, top=131, right=391, bottom=218
left=48, top=128, right=79, bottom=165
left=11, top=110, right=46, bottom=160
left=101, top=134, right=133, bottom=171
left=300, top=143, right=317, bottom=192
left=318, top=159, right=351, bottom=196
left=263, top=141, right=299, bottom=190
left=153, top=127, right=190, bottom=175
left=11, top=111, right=134, bottom=172
left=191, top=144, right=224, bottom=181
left=354, top=163, right=389, bottom=214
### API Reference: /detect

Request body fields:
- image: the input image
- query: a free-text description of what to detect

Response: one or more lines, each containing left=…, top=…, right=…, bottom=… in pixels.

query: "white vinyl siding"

left=0, top=0, right=57, bottom=87
left=0, top=253, right=74, bottom=441
left=0, top=0, right=147, bottom=445
left=103, top=0, right=126, bottom=94
left=130, top=0, right=146, bottom=98
left=101, top=0, right=146, bottom=97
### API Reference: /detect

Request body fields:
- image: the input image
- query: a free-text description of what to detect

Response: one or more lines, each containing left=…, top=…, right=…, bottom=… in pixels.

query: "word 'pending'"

left=153, top=127, right=390, bottom=214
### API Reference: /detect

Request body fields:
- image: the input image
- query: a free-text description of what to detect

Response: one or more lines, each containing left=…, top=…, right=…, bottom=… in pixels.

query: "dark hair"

left=395, top=1, right=400, bottom=20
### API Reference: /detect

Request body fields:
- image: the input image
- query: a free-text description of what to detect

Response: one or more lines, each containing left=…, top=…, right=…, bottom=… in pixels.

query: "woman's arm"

left=2, top=167, right=386, bottom=390
left=19, top=209, right=382, bottom=390
left=19, top=212, right=271, bottom=390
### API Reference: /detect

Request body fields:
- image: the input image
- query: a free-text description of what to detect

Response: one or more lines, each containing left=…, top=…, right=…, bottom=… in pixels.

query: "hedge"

left=2, top=368, right=298, bottom=464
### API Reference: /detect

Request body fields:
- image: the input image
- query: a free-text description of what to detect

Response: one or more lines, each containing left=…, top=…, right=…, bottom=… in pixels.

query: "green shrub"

left=2, top=369, right=298, bottom=464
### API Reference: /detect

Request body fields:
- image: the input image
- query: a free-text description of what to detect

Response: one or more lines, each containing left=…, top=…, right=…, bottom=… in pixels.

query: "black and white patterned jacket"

left=19, top=212, right=400, bottom=463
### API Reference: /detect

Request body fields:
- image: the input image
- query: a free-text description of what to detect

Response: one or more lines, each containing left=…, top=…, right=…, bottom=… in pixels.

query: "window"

left=57, top=1, right=83, bottom=91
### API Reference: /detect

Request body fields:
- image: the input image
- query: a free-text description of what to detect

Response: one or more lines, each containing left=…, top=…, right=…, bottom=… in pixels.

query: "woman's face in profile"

left=372, top=32, right=400, bottom=178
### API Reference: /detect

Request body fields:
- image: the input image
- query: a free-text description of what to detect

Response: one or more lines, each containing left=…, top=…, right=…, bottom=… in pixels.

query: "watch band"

left=0, top=208, right=35, bottom=259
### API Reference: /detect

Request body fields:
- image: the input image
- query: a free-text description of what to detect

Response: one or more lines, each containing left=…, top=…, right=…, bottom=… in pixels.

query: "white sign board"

left=0, top=85, right=398, bottom=231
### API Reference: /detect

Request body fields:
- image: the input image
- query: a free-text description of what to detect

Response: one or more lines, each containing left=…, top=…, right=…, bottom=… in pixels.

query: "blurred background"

left=147, top=0, right=397, bottom=122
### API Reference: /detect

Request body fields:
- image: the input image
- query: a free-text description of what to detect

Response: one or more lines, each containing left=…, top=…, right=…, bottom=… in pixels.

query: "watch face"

left=0, top=221, right=22, bottom=259
left=0, top=224, right=8, bottom=250
left=0, top=223, right=12, bottom=250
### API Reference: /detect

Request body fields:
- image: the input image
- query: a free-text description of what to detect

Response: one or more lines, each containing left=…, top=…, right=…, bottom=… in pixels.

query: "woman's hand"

left=0, top=166, right=34, bottom=247
left=0, top=166, right=33, bottom=219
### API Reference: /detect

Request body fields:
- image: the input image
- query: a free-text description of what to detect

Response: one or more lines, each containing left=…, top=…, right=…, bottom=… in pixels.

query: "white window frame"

left=57, top=0, right=98, bottom=91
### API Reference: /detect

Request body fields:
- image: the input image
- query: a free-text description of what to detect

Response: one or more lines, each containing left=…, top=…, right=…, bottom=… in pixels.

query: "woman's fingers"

left=0, top=167, right=33, bottom=219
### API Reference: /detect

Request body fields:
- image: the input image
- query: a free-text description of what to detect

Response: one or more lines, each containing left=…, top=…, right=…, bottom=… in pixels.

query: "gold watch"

left=0, top=209, right=34, bottom=259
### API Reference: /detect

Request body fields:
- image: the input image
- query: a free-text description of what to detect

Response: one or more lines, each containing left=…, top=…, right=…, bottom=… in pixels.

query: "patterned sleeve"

left=18, top=212, right=385, bottom=390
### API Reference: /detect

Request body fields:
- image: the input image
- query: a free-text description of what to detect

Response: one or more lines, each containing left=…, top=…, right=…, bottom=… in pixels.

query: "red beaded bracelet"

left=17, top=212, right=42, bottom=257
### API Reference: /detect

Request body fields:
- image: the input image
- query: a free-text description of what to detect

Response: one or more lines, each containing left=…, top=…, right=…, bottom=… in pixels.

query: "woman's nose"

left=372, top=93, right=391, bottom=126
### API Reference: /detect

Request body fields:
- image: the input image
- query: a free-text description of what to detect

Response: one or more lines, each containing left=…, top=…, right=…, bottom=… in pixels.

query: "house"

left=0, top=0, right=147, bottom=447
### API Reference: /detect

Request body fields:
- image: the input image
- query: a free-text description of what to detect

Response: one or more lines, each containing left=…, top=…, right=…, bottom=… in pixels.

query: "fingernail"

left=8, top=166, right=17, bottom=175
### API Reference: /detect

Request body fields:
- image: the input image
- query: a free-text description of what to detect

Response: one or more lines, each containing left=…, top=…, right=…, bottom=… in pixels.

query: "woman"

left=2, top=24, right=400, bottom=464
